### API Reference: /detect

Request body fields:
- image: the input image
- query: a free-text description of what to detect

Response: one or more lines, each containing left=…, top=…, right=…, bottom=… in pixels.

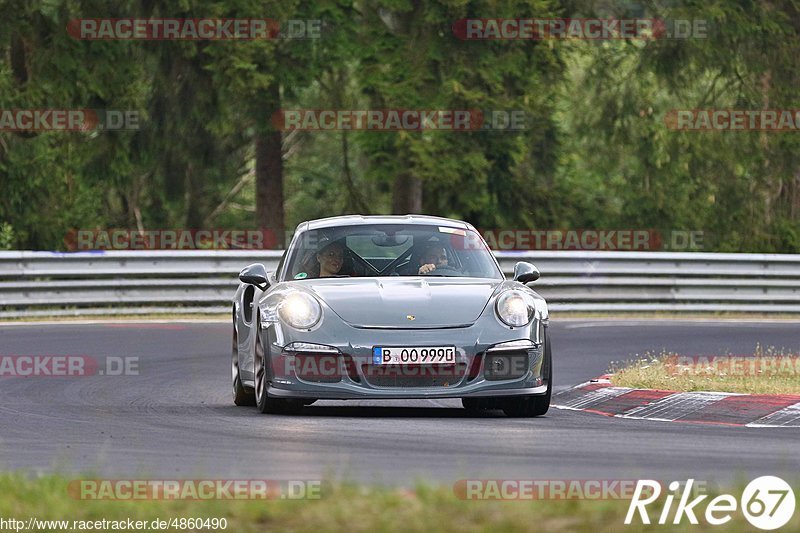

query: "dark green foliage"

left=0, top=0, right=797, bottom=251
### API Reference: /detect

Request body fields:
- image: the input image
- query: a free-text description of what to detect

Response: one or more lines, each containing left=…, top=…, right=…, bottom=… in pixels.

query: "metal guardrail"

left=1, top=250, right=800, bottom=317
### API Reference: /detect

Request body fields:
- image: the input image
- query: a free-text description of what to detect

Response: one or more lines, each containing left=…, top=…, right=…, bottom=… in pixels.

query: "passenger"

left=317, top=241, right=347, bottom=277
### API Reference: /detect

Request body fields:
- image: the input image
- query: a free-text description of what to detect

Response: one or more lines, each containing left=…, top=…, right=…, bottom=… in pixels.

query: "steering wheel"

left=420, top=265, right=461, bottom=276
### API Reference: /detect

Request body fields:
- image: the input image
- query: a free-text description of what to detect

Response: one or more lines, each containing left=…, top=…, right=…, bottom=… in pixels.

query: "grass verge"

left=1, top=474, right=798, bottom=532
left=610, top=346, right=800, bottom=395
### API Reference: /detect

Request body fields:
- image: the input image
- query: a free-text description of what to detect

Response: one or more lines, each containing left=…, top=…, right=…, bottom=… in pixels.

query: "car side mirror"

left=239, top=263, right=270, bottom=289
left=513, top=261, right=540, bottom=284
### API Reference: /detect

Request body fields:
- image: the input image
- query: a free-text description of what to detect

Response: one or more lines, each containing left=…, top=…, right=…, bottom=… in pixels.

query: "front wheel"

left=232, top=326, right=255, bottom=406
left=254, top=326, right=303, bottom=415
left=502, top=330, right=552, bottom=418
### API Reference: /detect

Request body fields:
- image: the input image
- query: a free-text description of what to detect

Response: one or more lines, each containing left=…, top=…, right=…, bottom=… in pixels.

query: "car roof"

left=295, top=214, right=475, bottom=232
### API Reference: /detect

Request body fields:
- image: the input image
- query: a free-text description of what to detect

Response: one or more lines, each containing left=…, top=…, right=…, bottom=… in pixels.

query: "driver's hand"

left=418, top=263, right=436, bottom=275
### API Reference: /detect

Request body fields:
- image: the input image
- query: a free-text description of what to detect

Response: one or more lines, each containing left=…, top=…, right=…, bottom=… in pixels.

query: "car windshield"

left=282, top=224, right=503, bottom=281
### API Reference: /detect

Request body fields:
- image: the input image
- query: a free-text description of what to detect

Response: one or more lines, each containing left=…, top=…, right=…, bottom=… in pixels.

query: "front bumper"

left=267, top=384, right=549, bottom=400
left=261, top=320, right=549, bottom=400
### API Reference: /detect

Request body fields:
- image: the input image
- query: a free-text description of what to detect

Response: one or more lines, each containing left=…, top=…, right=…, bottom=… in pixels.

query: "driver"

left=418, top=243, right=450, bottom=275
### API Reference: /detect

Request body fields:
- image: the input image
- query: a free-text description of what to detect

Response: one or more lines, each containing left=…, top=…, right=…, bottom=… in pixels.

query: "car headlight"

left=495, top=290, right=536, bottom=327
left=278, top=292, right=322, bottom=329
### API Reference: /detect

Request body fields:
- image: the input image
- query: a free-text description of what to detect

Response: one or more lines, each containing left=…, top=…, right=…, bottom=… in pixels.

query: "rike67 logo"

left=626, top=476, right=796, bottom=530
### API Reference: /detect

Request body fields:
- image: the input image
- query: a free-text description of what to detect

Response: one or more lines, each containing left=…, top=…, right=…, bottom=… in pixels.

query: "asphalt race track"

left=0, top=319, right=798, bottom=486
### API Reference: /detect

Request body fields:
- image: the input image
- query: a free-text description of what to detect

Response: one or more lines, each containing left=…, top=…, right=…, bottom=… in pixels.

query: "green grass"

left=1, top=474, right=798, bottom=532
left=610, top=346, right=800, bottom=395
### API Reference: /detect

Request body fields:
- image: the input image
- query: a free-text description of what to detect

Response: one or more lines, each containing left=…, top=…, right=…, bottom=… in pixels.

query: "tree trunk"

left=255, top=82, right=285, bottom=247
left=184, top=163, right=204, bottom=228
left=391, top=173, right=422, bottom=214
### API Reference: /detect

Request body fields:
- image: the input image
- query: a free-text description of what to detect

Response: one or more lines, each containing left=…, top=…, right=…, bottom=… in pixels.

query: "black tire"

left=232, top=326, right=255, bottom=407
left=254, top=326, right=303, bottom=415
left=462, top=398, right=481, bottom=411
left=502, top=330, right=552, bottom=418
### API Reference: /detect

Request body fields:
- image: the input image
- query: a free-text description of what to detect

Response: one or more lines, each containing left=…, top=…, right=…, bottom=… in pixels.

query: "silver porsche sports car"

left=231, top=215, right=551, bottom=417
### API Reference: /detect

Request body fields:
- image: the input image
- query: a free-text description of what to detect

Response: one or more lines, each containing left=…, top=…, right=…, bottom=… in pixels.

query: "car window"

left=345, top=234, right=413, bottom=271
left=282, top=224, right=502, bottom=280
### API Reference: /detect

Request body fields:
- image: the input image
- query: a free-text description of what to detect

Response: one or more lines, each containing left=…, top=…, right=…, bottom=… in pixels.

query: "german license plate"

left=372, top=346, right=456, bottom=365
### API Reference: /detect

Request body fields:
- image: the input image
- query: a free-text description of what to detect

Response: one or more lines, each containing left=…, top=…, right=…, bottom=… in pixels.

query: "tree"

left=357, top=0, right=565, bottom=228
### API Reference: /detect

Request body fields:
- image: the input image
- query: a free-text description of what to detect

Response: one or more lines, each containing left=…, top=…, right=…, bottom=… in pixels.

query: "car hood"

left=300, top=277, right=502, bottom=328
